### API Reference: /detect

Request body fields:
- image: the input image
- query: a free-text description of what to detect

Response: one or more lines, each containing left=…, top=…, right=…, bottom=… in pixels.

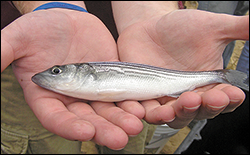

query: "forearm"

left=12, top=1, right=86, bottom=14
left=111, top=1, right=178, bottom=33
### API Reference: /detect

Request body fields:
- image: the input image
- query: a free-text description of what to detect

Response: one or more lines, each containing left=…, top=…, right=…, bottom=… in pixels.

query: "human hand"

left=115, top=8, right=248, bottom=128
left=1, top=8, right=143, bottom=149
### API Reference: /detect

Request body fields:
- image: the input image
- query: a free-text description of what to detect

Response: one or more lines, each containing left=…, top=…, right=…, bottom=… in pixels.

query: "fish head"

left=31, top=64, right=92, bottom=92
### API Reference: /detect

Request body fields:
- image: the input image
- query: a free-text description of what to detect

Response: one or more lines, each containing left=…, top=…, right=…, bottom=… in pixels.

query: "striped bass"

left=31, top=62, right=249, bottom=102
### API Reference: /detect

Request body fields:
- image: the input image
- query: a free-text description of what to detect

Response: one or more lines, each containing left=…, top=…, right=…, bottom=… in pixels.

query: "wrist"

left=112, top=1, right=178, bottom=33
left=12, top=1, right=86, bottom=14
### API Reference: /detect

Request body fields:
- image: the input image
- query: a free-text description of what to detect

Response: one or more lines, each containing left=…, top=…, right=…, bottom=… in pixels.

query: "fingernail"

left=183, top=105, right=200, bottom=110
left=163, top=117, right=176, bottom=123
left=229, top=99, right=241, bottom=103
left=112, top=147, right=125, bottom=151
left=206, top=104, right=226, bottom=110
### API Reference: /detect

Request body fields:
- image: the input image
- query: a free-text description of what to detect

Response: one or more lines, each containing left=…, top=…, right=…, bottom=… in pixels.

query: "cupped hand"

left=117, top=9, right=248, bottom=128
left=1, top=9, right=143, bottom=150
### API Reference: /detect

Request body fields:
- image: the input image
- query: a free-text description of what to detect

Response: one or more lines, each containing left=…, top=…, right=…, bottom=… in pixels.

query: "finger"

left=116, top=100, right=145, bottom=119
left=29, top=97, right=95, bottom=141
left=223, top=15, right=249, bottom=40
left=195, top=88, right=230, bottom=120
left=217, top=85, right=246, bottom=113
left=68, top=101, right=129, bottom=150
left=91, top=101, right=145, bottom=144
left=141, top=99, right=176, bottom=124
left=166, top=92, right=201, bottom=129
left=91, top=102, right=143, bottom=137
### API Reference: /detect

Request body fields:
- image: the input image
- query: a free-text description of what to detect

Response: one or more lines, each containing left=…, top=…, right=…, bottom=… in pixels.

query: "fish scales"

left=31, top=62, right=249, bottom=102
left=89, top=62, right=223, bottom=99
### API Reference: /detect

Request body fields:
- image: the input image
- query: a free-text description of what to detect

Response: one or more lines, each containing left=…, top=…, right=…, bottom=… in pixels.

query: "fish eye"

left=51, top=66, right=62, bottom=74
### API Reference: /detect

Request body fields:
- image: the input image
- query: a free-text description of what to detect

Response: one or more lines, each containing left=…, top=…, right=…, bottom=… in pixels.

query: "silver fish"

left=31, top=62, right=249, bottom=102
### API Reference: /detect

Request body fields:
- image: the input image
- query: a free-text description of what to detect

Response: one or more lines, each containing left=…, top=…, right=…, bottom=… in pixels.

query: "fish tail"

left=222, top=69, right=249, bottom=92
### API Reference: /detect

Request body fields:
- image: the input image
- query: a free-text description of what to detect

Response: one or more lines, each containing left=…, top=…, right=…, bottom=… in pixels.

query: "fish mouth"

left=31, top=74, right=53, bottom=90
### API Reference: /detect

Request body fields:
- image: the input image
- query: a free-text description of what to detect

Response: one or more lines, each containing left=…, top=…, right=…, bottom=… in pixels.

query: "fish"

left=31, top=62, right=249, bottom=102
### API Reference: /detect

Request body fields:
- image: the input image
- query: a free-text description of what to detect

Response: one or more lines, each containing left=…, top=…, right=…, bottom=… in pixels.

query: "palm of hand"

left=10, top=10, right=117, bottom=107
left=117, top=9, right=246, bottom=128
left=118, top=9, right=229, bottom=70
left=11, top=10, right=117, bottom=85
left=3, top=10, right=140, bottom=149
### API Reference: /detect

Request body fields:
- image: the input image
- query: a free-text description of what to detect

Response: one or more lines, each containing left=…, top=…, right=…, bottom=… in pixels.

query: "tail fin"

left=224, top=69, right=249, bottom=92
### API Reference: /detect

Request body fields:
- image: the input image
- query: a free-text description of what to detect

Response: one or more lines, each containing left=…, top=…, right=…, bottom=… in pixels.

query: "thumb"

left=223, top=15, right=249, bottom=41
